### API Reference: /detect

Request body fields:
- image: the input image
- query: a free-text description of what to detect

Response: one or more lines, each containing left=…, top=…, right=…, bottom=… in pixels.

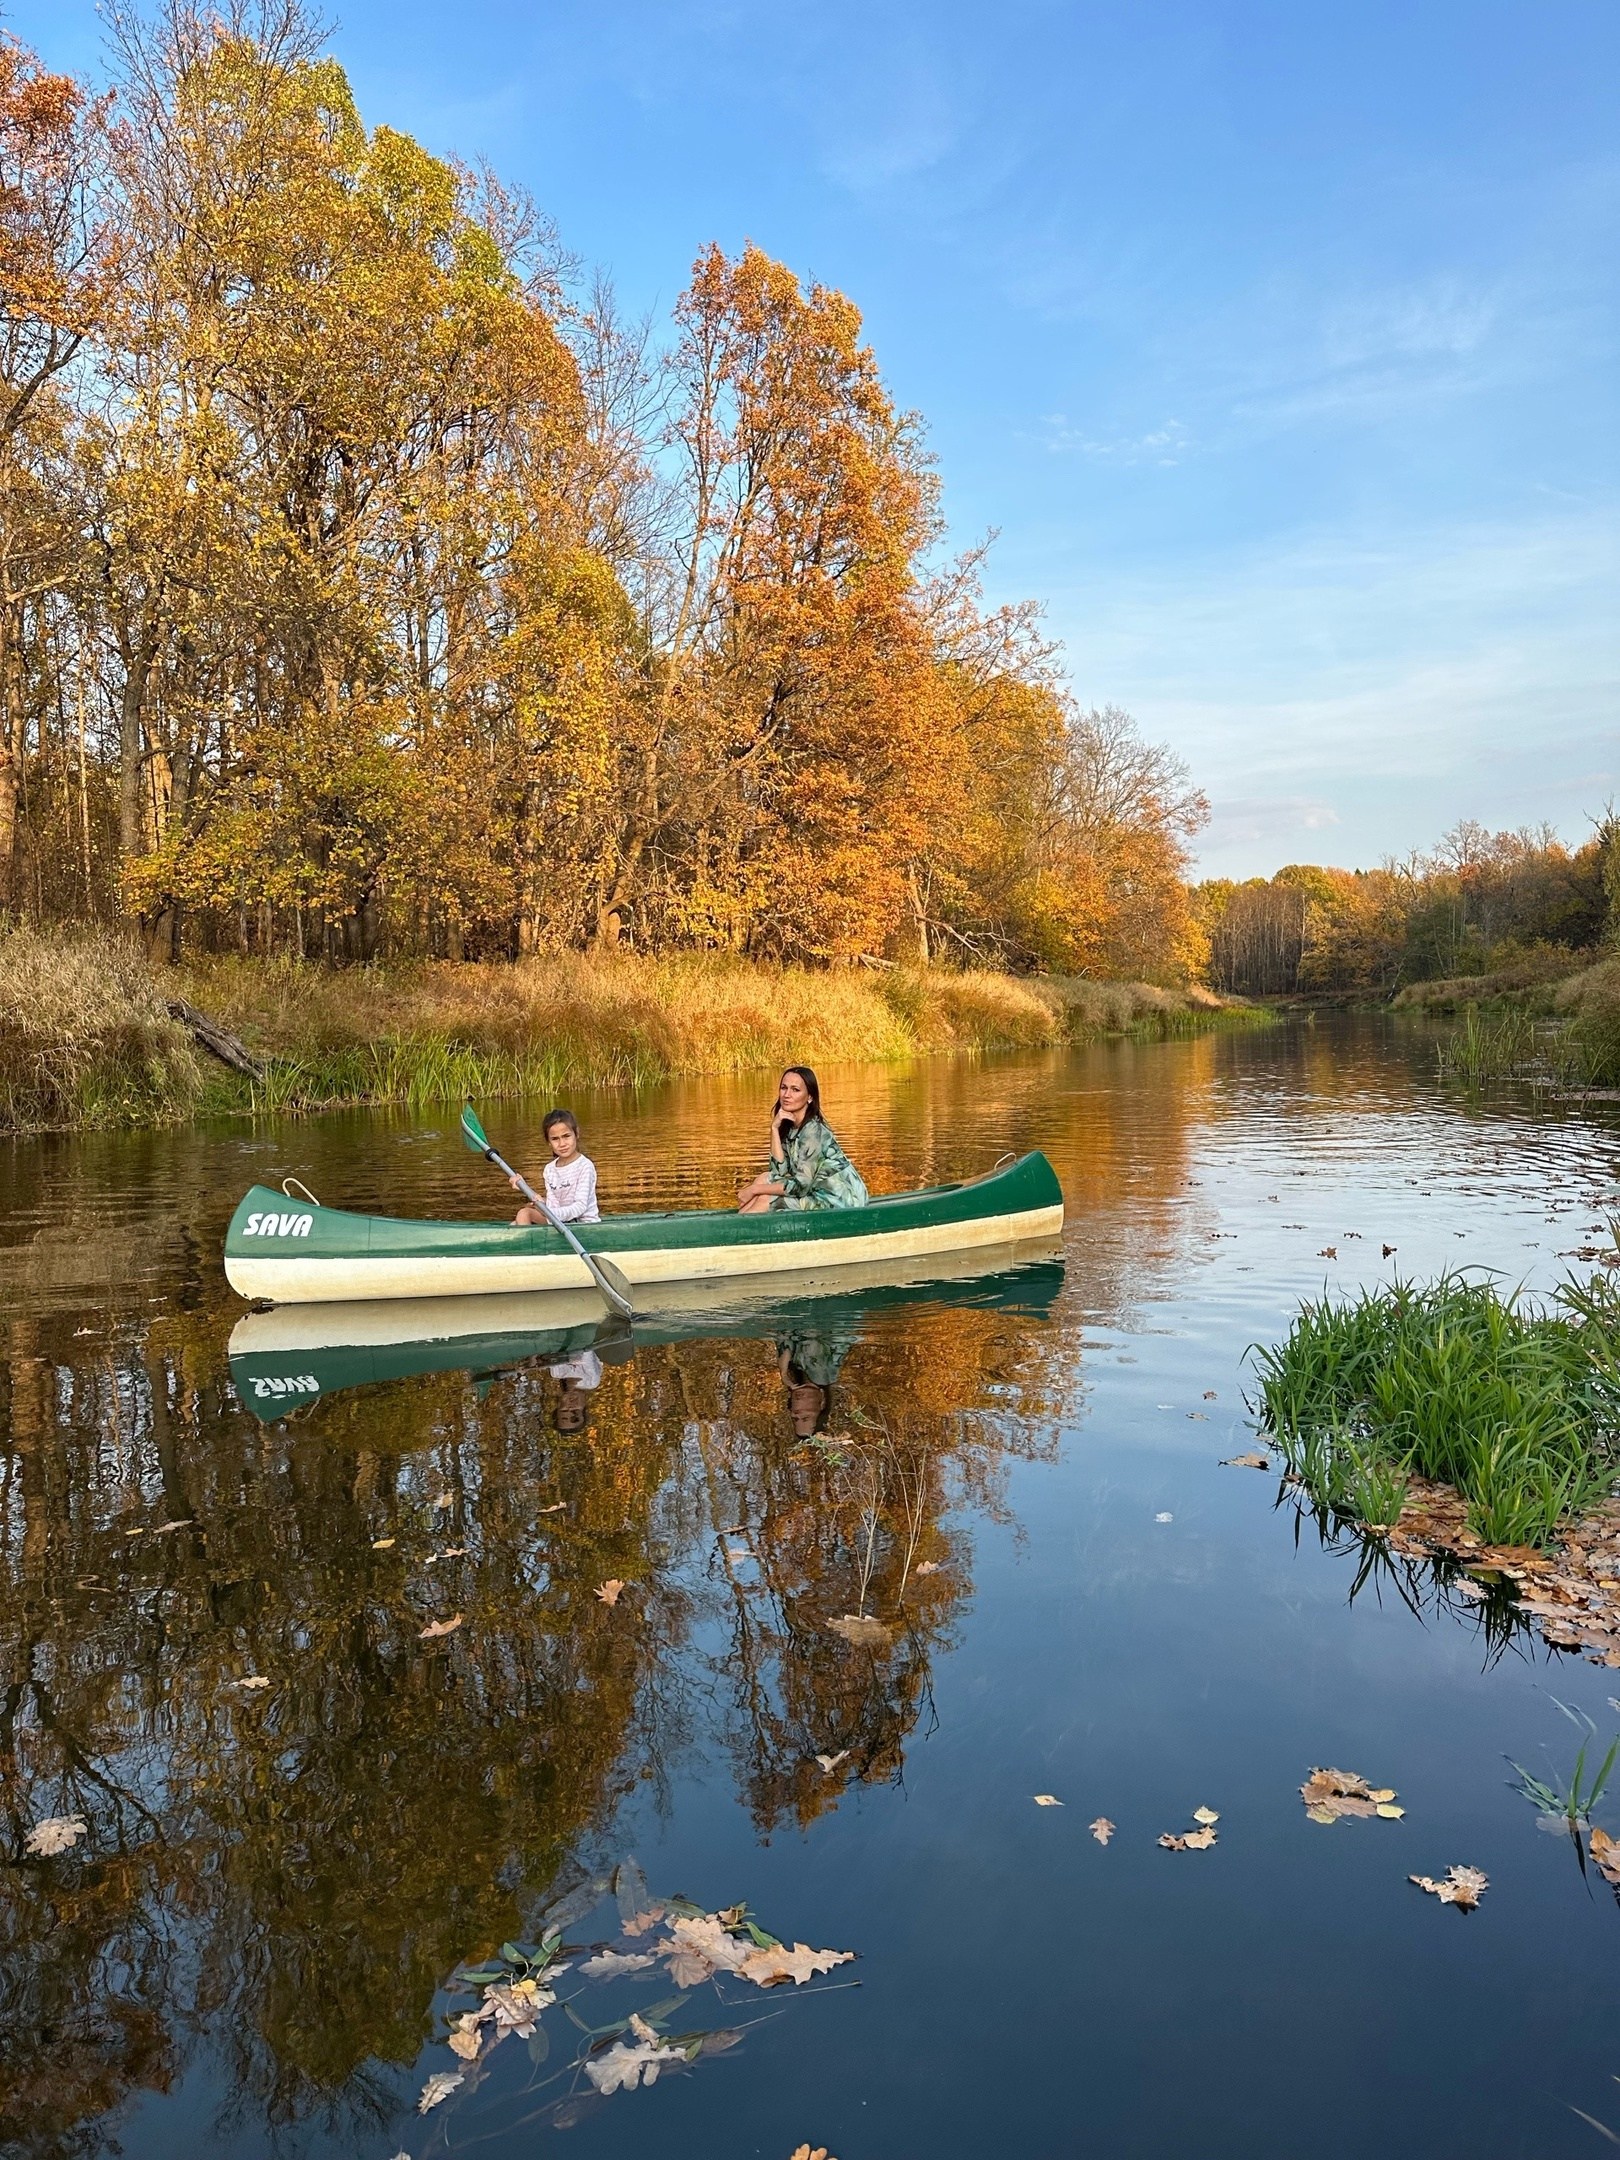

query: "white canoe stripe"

left=226, top=1203, right=1065, bottom=1306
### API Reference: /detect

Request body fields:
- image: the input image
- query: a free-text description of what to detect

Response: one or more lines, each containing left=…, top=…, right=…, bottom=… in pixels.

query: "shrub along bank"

left=0, top=928, right=1265, bottom=1136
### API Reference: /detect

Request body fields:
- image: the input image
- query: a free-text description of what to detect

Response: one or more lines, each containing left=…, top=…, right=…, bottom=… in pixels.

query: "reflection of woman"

left=736, top=1066, right=869, bottom=1215
left=776, top=1327, right=853, bottom=1437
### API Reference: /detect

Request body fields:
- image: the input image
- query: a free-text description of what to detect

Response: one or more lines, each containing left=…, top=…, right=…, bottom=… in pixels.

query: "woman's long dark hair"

left=777, top=1064, right=823, bottom=1143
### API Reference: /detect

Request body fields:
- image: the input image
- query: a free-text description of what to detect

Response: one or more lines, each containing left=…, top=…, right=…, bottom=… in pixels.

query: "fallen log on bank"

left=166, top=999, right=265, bottom=1080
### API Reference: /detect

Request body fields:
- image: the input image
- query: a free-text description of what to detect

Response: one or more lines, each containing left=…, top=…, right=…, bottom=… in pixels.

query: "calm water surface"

left=4, top=1019, right=1620, bottom=2159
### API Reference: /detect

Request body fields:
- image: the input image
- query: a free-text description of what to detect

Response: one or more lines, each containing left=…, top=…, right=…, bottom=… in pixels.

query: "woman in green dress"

left=736, top=1066, right=869, bottom=1214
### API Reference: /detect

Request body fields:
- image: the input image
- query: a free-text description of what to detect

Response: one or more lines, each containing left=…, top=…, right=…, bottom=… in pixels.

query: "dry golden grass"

left=0, top=926, right=204, bottom=1131
left=0, top=932, right=1258, bottom=1133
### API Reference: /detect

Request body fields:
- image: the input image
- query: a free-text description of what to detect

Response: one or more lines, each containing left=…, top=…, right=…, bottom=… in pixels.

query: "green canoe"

left=227, top=1252, right=1066, bottom=1422
left=224, top=1150, right=1064, bottom=1307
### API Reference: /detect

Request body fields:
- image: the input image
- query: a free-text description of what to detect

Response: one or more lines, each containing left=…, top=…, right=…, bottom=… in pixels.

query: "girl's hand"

left=508, top=1173, right=525, bottom=1192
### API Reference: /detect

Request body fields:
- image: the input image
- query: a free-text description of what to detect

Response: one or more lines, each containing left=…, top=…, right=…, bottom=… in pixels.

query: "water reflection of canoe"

left=223, top=1151, right=1064, bottom=1306
left=227, top=1249, right=1065, bottom=1422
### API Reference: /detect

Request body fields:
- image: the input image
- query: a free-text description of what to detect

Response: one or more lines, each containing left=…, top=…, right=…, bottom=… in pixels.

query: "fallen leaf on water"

left=418, top=1614, right=463, bottom=1639
left=827, top=1612, right=890, bottom=1647
left=1033, top=1793, right=1063, bottom=1807
left=431, top=1493, right=452, bottom=1510
left=1154, top=1512, right=1174, bottom=1524
left=1318, top=1248, right=1338, bottom=1260
left=578, top=1949, right=659, bottom=1980
left=1590, top=1827, right=1620, bottom=1886
left=815, top=1750, right=849, bottom=1773
left=726, top=1548, right=750, bottom=1563
left=1300, top=1767, right=1399, bottom=1823
left=789, top=2148, right=835, bottom=2160
left=447, top=2016, right=483, bottom=2060
left=1377, top=1803, right=1406, bottom=1819
left=1159, top=1827, right=1217, bottom=1851
left=153, top=1520, right=193, bottom=1534
left=227, top=1675, right=270, bottom=1691
left=1187, top=1412, right=1208, bottom=1421
left=596, top=1580, right=625, bottom=1606
left=1223, top=1452, right=1271, bottom=1470
left=913, top=1559, right=941, bottom=1575
left=26, top=1814, right=87, bottom=1856
left=1383, top=1244, right=1398, bottom=1257
left=1193, top=1806, right=1219, bottom=1825
left=662, top=1912, right=752, bottom=1987
left=1202, top=1390, right=1218, bottom=1400
left=418, top=2069, right=463, bottom=2111
left=584, top=2031, right=683, bottom=2097
left=1090, top=1817, right=1115, bottom=1845
left=371, top=1537, right=396, bottom=1549
left=1409, top=1865, right=1487, bottom=1909
left=426, top=1546, right=469, bottom=1564
left=738, top=1941, right=855, bottom=1988
left=538, top=1502, right=566, bottom=1515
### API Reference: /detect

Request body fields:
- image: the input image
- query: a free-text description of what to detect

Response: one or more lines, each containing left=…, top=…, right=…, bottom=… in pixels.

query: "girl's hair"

left=542, top=1107, right=579, bottom=1137
left=778, top=1065, right=823, bottom=1129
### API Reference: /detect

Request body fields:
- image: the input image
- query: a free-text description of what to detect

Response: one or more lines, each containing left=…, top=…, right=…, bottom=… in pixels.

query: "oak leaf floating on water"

left=418, top=1613, right=463, bottom=1639
left=1590, top=1827, right=1620, bottom=1887
left=1318, top=1248, right=1338, bottom=1260
left=1223, top=1452, right=1271, bottom=1470
left=789, top=2148, right=836, bottom=2160
left=1033, top=1794, right=1063, bottom=1807
left=426, top=1546, right=469, bottom=1563
left=1159, top=1827, right=1217, bottom=1851
left=538, top=1502, right=566, bottom=1515
left=1090, top=1817, right=1116, bottom=1845
left=227, top=1675, right=270, bottom=1691
left=585, top=2024, right=686, bottom=2095
left=827, top=1612, right=890, bottom=1647
left=913, top=1559, right=942, bottom=1575
left=26, top=1814, right=87, bottom=1856
left=418, top=2070, right=463, bottom=2111
left=371, top=1537, right=395, bottom=1549
left=739, top=1941, right=855, bottom=1988
left=662, top=1913, right=753, bottom=1987
left=1193, top=1806, right=1219, bottom=1825
left=815, top=1750, right=849, bottom=1773
left=1409, top=1865, right=1487, bottom=1910
left=1203, top=1390, right=1218, bottom=1400
left=596, top=1579, right=626, bottom=1606
left=1300, top=1768, right=1402, bottom=1823
left=579, top=1949, right=659, bottom=1980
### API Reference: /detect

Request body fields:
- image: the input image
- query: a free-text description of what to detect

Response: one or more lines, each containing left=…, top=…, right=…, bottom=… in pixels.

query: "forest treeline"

left=0, top=0, right=1208, bottom=977
left=1196, top=818, right=1620, bottom=999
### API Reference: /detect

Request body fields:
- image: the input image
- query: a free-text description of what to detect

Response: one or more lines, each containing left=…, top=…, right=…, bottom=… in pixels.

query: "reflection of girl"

left=548, top=1347, right=601, bottom=1434
left=776, top=1328, right=852, bottom=1438
left=737, top=1066, right=868, bottom=1215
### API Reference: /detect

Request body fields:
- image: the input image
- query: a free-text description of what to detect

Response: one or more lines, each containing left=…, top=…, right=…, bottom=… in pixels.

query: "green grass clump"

left=1252, top=1273, right=1620, bottom=1548
left=1434, top=1003, right=1536, bottom=1084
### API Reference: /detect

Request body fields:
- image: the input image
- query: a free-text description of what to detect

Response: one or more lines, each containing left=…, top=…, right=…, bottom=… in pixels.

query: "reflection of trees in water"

left=0, top=1290, right=1069, bottom=2150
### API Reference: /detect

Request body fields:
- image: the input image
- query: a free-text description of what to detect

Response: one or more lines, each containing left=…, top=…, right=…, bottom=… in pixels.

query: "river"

left=3, top=1017, right=1619, bottom=2159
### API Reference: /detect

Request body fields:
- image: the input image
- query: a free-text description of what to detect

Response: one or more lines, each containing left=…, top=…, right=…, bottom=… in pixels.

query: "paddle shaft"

left=480, top=1142, right=635, bottom=1320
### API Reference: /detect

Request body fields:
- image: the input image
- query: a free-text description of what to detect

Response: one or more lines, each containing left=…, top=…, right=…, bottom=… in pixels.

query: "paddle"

left=460, top=1104, right=636, bottom=1321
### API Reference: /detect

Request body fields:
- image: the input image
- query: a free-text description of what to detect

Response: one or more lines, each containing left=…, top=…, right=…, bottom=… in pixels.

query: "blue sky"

left=18, top=0, right=1618, bottom=877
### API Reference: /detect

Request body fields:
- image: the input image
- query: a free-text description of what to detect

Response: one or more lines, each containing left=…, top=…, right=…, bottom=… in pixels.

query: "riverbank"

left=0, top=929, right=1269, bottom=1135
left=1397, top=953, right=1620, bottom=1088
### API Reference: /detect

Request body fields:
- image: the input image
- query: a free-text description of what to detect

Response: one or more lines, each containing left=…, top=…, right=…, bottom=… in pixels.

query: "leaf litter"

left=1159, top=1807, right=1219, bottom=1851
left=1409, top=1864, right=1488, bottom=1909
left=419, top=1860, right=857, bottom=2134
left=1300, top=1768, right=1404, bottom=1823
left=25, top=1814, right=87, bottom=1856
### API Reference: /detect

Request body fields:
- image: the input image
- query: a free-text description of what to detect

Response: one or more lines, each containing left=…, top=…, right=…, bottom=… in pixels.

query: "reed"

left=1252, top=1273, right=1620, bottom=1549
left=1433, top=1002, right=1536, bottom=1083
left=0, top=930, right=1269, bottom=1135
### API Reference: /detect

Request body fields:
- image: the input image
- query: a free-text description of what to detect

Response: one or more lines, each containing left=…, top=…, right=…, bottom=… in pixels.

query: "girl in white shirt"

left=510, top=1109, right=600, bottom=1225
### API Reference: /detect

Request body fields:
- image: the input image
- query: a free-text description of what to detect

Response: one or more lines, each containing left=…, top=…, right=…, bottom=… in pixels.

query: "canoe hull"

left=225, top=1152, right=1064, bottom=1306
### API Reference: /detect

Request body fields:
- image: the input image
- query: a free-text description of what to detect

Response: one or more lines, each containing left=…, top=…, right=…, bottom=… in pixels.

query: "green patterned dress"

left=768, top=1116, right=869, bottom=1212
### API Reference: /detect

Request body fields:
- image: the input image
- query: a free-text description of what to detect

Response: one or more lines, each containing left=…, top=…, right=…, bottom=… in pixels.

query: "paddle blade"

left=460, top=1103, right=491, bottom=1156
